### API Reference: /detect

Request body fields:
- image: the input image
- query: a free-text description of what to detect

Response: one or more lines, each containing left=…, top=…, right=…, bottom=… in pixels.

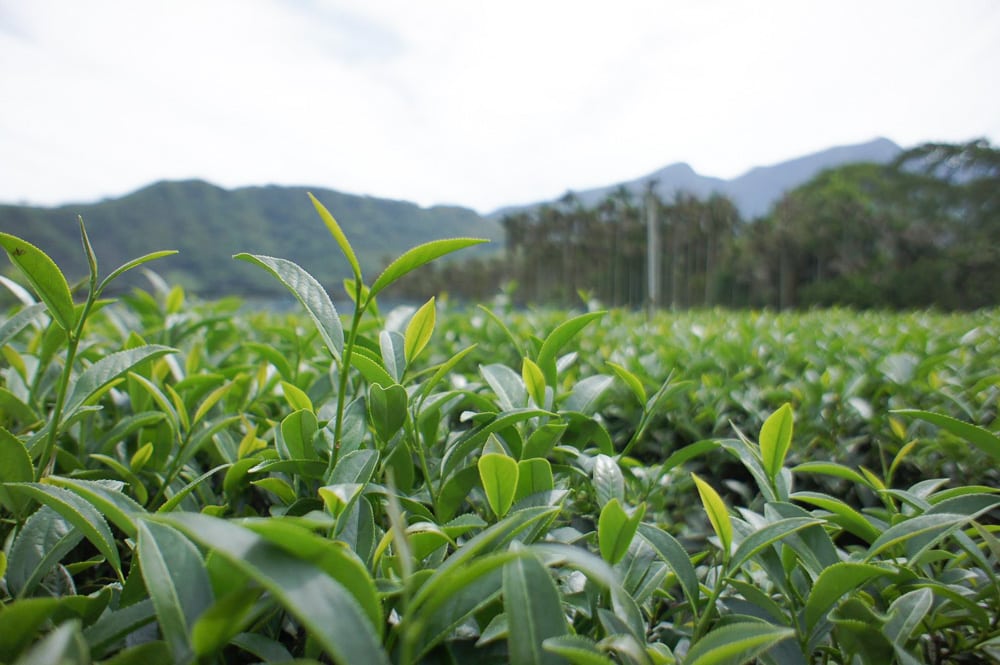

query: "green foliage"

left=1, top=199, right=999, bottom=664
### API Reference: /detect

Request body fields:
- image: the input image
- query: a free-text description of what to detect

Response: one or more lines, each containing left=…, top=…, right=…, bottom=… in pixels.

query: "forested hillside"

left=0, top=180, right=502, bottom=296
left=423, top=139, right=998, bottom=310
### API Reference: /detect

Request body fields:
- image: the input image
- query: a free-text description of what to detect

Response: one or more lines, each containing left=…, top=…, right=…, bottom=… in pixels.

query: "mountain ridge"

left=0, top=137, right=907, bottom=297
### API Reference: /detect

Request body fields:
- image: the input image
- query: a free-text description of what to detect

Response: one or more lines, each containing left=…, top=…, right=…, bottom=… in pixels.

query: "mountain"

left=0, top=180, right=503, bottom=297
left=491, top=137, right=903, bottom=219
left=0, top=137, right=906, bottom=298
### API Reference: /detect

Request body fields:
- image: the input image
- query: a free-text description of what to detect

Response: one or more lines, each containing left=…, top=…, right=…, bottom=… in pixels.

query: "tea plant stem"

left=333, top=281, right=367, bottom=466
left=37, top=290, right=97, bottom=479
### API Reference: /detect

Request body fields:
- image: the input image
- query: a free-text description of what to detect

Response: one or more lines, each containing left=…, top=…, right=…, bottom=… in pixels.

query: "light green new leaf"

left=535, top=311, right=605, bottom=387
left=759, top=403, right=794, bottom=481
left=6, top=483, right=121, bottom=579
left=682, top=621, right=795, bottom=665
left=154, top=512, right=390, bottom=665
left=515, top=458, right=554, bottom=502
left=404, top=297, right=436, bottom=364
left=234, top=253, right=344, bottom=362
left=606, top=361, right=647, bottom=407
left=309, top=192, right=363, bottom=282
left=137, top=520, right=214, bottom=664
left=692, top=473, right=733, bottom=557
left=503, top=545, right=569, bottom=665
left=64, top=345, right=176, bottom=420
left=280, top=380, right=314, bottom=413
left=894, top=408, right=1000, bottom=462
left=805, top=562, right=890, bottom=632
left=598, top=499, right=645, bottom=565
left=522, top=357, right=547, bottom=408
left=0, top=232, right=76, bottom=332
left=369, top=237, right=488, bottom=300
left=479, top=452, right=519, bottom=518
left=279, top=409, right=319, bottom=461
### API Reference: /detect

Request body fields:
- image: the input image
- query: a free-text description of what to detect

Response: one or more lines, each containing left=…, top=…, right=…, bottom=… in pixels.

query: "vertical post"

left=646, top=187, right=660, bottom=319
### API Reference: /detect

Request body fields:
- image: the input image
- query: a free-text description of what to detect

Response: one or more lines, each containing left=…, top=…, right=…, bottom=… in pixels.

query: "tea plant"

left=0, top=199, right=998, bottom=664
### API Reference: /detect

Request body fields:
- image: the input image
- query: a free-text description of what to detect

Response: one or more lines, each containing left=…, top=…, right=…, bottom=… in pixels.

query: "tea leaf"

left=692, top=473, right=732, bottom=557
left=893, top=408, right=1000, bottom=462
left=234, top=253, right=344, bottom=362
left=503, top=545, right=569, bottom=665
left=479, top=452, right=519, bottom=518
left=682, top=621, right=795, bottom=665
left=514, top=458, right=554, bottom=502
left=592, top=454, right=624, bottom=508
left=137, top=520, right=213, bottom=663
left=598, top=498, right=644, bottom=565
left=404, top=297, right=436, bottom=364
left=522, top=357, right=547, bottom=408
left=0, top=426, right=34, bottom=516
left=0, top=232, right=76, bottom=332
left=536, top=311, right=605, bottom=386
left=805, top=562, right=890, bottom=633
left=606, top=361, right=646, bottom=407
left=759, top=403, right=794, bottom=482
left=6, top=483, right=122, bottom=580
left=98, top=251, right=178, bottom=297
left=369, top=237, right=488, bottom=300
left=309, top=192, right=363, bottom=282
left=64, top=345, right=176, bottom=420
left=154, top=512, right=390, bottom=665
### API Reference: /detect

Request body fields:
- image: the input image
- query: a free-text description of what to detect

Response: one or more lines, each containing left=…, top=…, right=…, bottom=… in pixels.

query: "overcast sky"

left=2, top=1, right=999, bottom=213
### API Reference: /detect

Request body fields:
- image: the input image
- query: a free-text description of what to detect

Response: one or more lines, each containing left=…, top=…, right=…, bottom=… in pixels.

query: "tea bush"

left=0, top=200, right=998, bottom=664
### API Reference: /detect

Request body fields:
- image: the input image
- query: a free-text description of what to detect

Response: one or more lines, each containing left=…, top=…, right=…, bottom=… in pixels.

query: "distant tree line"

left=388, top=139, right=999, bottom=310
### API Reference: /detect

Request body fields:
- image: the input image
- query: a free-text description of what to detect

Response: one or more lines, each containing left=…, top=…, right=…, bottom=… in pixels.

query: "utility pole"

left=645, top=184, right=661, bottom=320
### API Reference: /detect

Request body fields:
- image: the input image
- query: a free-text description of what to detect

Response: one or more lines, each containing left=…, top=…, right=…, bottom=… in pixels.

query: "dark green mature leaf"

left=682, top=621, right=795, bottom=665
left=11, top=618, right=90, bottom=665
left=543, top=635, right=615, bottom=665
left=481, top=363, right=527, bottom=411
left=368, top=383, right=408, bottom=443
left=0, top=426, right=33, bottom=516
left=63, top=345, right=176, bottom=420
left=368, top=237, right=488, bottom=300
left=0, top=232, right=76, bottom=332
left=309, top=192, right=362, bottom=283
left=46, top=476, right=145, bottom=538
left=0, top=302, right=46, bottom=348
left=805, top=562, right=890, bottom=632
left=234, top=253, right=344, bottom=362
left=792, top=491, right=883, bottom=543
left=592, top=454, right=624, bottom=508
left=562, top=374, right=613, bottom=414
left=637, top=523, right=699, bottom=612
left=155, top=512, right=389, bottom=665
left=865, top=512, right=974, bottom=560
left=7, top=483, right=121, bottom=579
left=6, top=506, right=82, bottom=596
left=137, top=521, right=213, bottom=664
left=503, top=545, right=570, bottom=665
left=894, top=409, right=1000, bottom=462
left=727, top=516, right=823, bottom=574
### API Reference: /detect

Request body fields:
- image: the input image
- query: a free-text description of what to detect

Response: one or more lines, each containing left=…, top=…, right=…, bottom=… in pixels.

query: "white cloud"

left=1, top=0, right=998, bottom=212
